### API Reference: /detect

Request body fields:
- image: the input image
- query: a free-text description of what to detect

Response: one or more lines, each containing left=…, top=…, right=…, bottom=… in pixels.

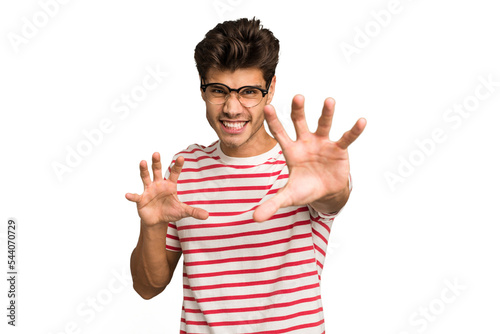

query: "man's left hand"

left=253, top=95, right=366, bottom=222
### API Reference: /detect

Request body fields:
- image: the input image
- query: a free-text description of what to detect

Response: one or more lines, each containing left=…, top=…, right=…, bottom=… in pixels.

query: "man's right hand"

left=125, top=152, right=209, bottom=226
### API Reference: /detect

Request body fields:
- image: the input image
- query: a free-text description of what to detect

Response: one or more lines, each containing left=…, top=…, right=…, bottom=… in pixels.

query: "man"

left=127, top=17, right=366, bottom=333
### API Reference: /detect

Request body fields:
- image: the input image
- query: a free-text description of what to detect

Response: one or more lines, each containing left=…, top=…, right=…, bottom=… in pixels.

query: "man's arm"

left=130, top=222, right=181, bottom=299
left=126, top=153, right=209, bottom=299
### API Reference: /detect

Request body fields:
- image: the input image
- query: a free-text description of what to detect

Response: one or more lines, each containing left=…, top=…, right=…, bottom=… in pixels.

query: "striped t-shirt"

left=165, top=140, right=340, bottom=334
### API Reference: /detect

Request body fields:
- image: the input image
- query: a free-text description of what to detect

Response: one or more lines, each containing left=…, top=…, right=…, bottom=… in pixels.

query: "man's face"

left=202, top=67, right=276, bottom=157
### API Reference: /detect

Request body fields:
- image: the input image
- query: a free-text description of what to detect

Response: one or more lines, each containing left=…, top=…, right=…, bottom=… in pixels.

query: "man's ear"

left=266, top=75, right=277, bottom=104
left=199, top=75, right=206, bottom=101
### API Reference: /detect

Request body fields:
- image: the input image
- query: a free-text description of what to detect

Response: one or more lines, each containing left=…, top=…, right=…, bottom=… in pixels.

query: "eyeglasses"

left=200, top=81, right=270, bottom=108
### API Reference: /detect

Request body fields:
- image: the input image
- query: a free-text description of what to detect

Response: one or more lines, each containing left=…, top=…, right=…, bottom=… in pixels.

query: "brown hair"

left=194, top=17, right=280, bottom=87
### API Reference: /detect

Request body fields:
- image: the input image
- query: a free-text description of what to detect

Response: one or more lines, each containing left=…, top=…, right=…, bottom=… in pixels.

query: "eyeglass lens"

left=205, top=84, right=263, bottom=107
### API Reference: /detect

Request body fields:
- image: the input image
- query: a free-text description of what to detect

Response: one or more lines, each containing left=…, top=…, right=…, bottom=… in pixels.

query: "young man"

left=127, top=18, right=366, bottom=333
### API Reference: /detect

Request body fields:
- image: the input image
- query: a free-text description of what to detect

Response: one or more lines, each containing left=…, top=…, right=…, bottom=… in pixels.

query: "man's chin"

left=219, top=137, right=250, bottom=156
left=220, top=138, right=244, bottom=150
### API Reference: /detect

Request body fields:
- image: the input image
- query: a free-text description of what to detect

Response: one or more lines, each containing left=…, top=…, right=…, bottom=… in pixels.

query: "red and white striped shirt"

left=165, top=140, right=340, bottom=334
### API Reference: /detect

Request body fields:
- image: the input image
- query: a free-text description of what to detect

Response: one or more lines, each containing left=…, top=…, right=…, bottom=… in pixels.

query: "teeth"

left=223, top=121, right=246, bottom=129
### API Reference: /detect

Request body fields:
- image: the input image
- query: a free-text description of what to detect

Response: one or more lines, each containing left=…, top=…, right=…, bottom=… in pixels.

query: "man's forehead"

left=205, top=68, right=266, bottom=86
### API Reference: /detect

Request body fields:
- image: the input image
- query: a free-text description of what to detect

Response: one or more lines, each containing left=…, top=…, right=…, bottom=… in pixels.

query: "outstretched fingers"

left=151, top=152, right=163, bottom=181
left=139, top=159, right=151, bottom=189
left=336, top=118, right=367, bottom=150
left=264, top=104, right=293, bottom=149
left=315, top=98, right=335, bottom=138
left=126, top=153, right=160, bottom=202
left=290, top=95, right=310, bottom=139
left=168, top=156, right=185, bottom=183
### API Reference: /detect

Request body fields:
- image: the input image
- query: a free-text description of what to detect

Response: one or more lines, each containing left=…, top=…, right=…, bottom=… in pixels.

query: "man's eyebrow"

left=243, top=84, right=264, bottom=88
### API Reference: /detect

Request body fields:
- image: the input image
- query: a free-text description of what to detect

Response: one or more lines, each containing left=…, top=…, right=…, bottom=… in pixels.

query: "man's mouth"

left=221, top=121, right=248, bottom=129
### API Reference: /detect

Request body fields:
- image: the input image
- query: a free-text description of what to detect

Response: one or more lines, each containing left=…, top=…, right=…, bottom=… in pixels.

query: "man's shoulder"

left=173, top=141, right=219, bottom=158
left=165, top=141, right=219, bottom=177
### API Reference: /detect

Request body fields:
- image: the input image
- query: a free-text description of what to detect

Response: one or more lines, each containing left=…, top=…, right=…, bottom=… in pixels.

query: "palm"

left=135, top=177, right=187, bottom=225
left=253, top=95, right=366, bottom=222
left=280, top=138, right=349, bottom=206
left=126, top=154, right=209, bottom=226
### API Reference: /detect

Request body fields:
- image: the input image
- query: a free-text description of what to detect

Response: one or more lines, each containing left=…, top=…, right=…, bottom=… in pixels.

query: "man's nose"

left=223, top=92, right=244, bottom=114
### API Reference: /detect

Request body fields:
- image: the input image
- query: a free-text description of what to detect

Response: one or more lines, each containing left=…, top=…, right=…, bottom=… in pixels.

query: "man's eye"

left=240, top=88, right=259, bottom=96
left=210, top=87, right=227, bottom=94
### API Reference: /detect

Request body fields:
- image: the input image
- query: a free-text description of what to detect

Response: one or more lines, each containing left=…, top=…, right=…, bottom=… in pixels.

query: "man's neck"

left=220, top=134, right=277, bottom=158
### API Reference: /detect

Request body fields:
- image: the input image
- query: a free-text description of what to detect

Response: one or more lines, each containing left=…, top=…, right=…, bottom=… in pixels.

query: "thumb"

left=253, top=191, right=289, bottom=222
left=125, top=193, right=140, bottom=203
left=183, top=203, right=210, bottom=220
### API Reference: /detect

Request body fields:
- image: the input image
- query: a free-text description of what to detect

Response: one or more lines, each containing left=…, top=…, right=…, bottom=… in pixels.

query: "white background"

left=1, top=0, right=499, bottom=333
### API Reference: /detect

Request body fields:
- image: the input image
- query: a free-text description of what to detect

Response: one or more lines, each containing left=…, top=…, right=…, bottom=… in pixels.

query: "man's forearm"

left=130, top=221, right=171, bottom=299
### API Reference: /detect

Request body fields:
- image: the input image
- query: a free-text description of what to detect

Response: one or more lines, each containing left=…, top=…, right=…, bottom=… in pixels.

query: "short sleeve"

left=308, top=206, right=335, bottom=279
left=166, top=222, right=181, bottom=252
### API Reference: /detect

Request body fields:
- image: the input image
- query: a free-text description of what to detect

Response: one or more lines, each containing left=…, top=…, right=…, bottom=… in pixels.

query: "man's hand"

left=126, top=153, right=209, bottom=226
left=253, top=95, right=366, bottom=222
